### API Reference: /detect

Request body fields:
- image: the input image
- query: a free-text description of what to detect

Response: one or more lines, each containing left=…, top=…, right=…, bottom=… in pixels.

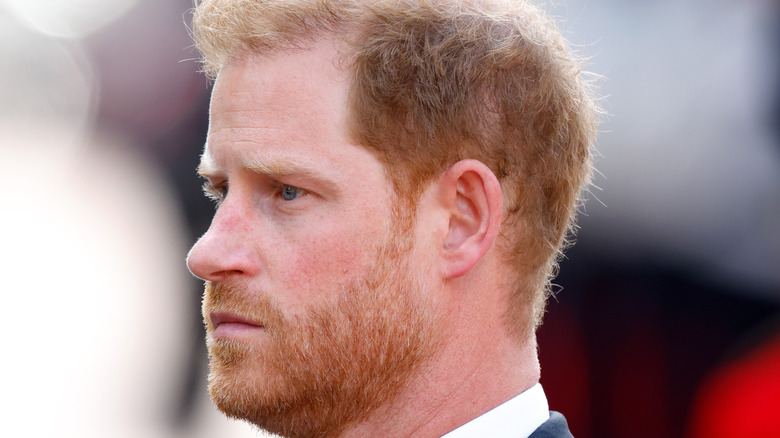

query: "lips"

left=210, top=312, right=262, bottom=327
left=209, top=312, right=265, bottom=339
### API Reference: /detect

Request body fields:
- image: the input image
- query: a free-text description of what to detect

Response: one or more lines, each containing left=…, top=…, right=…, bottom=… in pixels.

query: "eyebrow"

left=197, top=154, right=339, bottom=196
left=196, top=162, right=213, bottom=178
left=243, top=157, right=313, bottom=178
left=245, top=157, right=339, bottom=195
left=196, top=147, right=218, bottom=178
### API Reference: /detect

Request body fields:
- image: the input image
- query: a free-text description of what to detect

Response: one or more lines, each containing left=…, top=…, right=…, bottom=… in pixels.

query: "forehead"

left=202, top=41, right=364, bottom=173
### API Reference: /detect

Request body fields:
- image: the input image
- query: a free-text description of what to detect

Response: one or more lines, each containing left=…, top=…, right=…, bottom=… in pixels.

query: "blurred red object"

left=687, top=327, right=780, bottom=438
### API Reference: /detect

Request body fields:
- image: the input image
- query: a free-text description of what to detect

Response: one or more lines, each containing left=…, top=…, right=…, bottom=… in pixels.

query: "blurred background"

left=0, top=0, right=777, bottom=437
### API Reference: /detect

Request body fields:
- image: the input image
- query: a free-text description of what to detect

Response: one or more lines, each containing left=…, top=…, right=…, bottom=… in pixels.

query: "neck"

left=341, top=295, right=540, bottom=438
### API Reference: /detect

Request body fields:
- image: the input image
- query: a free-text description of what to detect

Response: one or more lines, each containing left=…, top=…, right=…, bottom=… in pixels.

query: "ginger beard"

left=201, top=226, right=440, bottom=438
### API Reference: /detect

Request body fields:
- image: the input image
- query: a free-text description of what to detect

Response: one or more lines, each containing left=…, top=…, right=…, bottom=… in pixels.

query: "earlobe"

left=439, top=160, right=502, bottom=279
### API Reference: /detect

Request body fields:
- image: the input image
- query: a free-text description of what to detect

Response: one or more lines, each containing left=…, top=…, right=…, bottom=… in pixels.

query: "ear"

left=438, top=159, right=502, bottom=279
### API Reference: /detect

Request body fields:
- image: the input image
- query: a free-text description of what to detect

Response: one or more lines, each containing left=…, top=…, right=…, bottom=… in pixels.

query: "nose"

left=186, top=202, right=260, bottom=281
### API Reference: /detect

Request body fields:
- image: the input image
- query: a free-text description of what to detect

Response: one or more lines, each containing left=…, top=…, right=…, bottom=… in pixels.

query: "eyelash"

left=202, top=181, right=228, bottom=205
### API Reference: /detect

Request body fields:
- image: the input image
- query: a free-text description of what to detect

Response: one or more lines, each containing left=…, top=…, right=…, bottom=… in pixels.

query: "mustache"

left=202, top=281, right=286, bottom=333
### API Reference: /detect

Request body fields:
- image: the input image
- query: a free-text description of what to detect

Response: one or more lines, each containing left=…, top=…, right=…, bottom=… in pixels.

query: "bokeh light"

left=2, top=0, right=140, bottom=39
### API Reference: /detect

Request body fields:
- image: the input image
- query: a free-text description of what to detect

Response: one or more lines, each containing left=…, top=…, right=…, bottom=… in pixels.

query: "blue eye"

left=281, top=184, right=302, bottom=201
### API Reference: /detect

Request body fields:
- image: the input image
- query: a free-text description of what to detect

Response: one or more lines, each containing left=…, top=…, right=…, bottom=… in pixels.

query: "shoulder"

left=527, top=412, right=574, bottom=438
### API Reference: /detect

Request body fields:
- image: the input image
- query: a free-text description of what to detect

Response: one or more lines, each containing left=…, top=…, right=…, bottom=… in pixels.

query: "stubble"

left=202, top=231, right=439, bottom=438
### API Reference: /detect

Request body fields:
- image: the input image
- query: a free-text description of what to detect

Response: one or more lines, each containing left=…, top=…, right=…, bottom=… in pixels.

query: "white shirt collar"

left=441, top=383, right=550, bottom=438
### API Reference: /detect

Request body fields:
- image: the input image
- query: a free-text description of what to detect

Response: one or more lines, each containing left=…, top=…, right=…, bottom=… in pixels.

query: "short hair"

left=192, top=0, right=600, bottom=339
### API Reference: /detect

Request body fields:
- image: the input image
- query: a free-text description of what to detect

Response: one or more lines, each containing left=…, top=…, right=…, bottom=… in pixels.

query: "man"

left=186, top=0, right=599, bottom=437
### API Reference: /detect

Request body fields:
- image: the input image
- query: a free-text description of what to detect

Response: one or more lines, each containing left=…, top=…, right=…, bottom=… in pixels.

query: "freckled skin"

left=188, top=42, right=398, bottom=317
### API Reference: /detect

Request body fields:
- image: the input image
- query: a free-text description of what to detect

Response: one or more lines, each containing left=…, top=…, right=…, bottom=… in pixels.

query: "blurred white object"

left=0, top=129, right=266, bottom=438
left=0, top=2, right=268, bottom=435
left=0, top=11, right=94, bottom=152
left=1, top=0, right=140, bottom=39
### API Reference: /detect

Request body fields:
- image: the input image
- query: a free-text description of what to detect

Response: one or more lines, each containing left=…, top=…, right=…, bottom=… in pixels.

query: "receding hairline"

left=192, top=0, right=363, bottom=79
left=192, top=0, right=537, bottom=79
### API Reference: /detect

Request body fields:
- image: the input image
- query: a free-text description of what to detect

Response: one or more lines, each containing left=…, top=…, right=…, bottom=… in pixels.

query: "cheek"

left=270, top=220, right=386, bottom=310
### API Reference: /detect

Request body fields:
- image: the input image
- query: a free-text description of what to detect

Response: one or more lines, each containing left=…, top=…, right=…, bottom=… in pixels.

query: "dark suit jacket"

left=528, top=412, right=574, bottom=438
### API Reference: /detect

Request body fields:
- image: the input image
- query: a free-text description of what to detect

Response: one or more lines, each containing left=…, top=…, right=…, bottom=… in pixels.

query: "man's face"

left=186, top=42, right=441, bottom=437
